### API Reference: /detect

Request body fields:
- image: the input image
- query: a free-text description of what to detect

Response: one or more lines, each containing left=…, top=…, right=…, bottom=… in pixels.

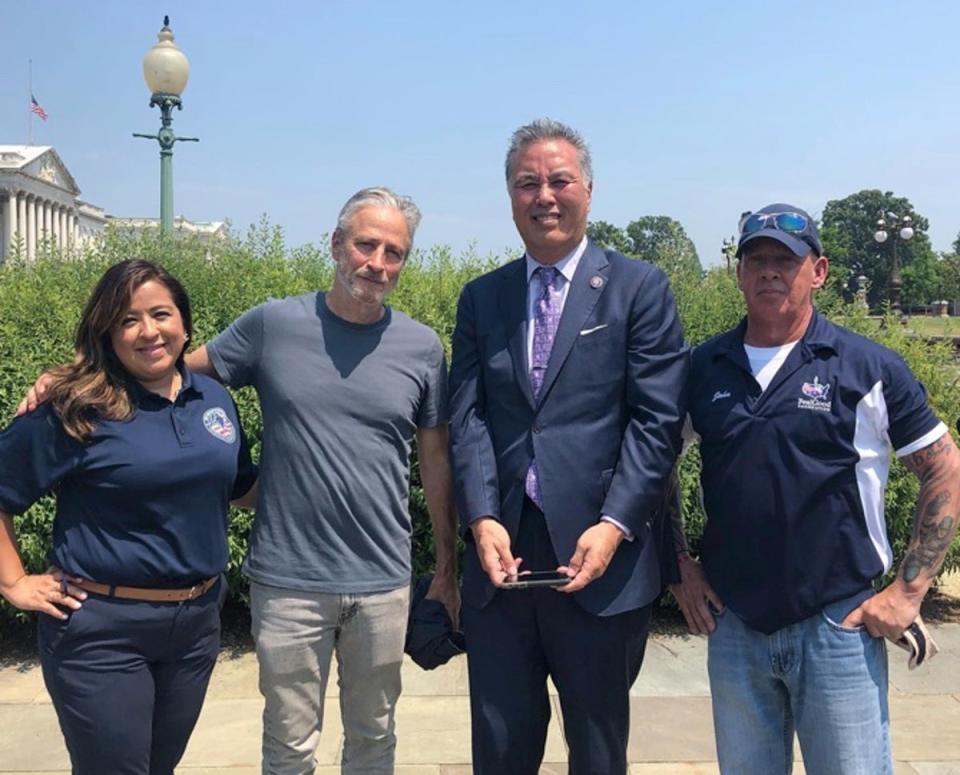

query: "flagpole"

left=28, top=59, right=33, bottom=145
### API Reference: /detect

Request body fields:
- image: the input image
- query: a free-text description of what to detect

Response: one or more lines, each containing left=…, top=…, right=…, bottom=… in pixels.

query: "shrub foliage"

left=1, top=226, right=957, bottom=627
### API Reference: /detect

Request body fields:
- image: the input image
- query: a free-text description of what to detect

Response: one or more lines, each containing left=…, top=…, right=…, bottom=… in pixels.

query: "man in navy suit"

left=449, top=118, right=689, bottom=774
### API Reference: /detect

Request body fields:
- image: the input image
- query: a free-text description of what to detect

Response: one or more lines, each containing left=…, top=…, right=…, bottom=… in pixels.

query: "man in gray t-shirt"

left=187, top=187, right=459, bottom=775
left=206, top=290, right=447, bottom=594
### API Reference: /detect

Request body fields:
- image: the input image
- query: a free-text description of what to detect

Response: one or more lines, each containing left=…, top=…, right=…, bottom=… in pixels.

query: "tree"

left=625, top=216, right=702, bottom=276
left=585, top=220, right=631, bottom=255
left=936, top=234, right=960, bottom=303
left=820, top=190, right=938, bottom=308
left=936, top=252, right=960, bottom=302
left=901, top=253, right=942, bottom=307
left=586, top=215, right=702, bottom=276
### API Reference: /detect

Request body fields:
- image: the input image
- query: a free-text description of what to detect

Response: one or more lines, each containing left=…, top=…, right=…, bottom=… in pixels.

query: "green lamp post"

left=134, top=16, right=198, bottom=235
left=873, top=212, right=914, bottom=318
left=721, top=236, right=736, bottom=273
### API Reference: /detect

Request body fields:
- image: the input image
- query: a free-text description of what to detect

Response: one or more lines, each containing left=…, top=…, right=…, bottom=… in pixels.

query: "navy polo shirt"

left=688, top=311, right=945, bottom=634
left=0, top=369, right=256, bottom=587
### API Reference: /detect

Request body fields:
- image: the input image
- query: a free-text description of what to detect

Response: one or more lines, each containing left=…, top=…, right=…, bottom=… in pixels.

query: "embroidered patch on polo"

left=797, top=377, right=832, bottom=412
left=203, top=407, right=237, bottom=443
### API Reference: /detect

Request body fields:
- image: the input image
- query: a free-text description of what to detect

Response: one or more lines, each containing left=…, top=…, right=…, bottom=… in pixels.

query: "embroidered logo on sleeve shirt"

left=203, top=408, right=237, bottom=444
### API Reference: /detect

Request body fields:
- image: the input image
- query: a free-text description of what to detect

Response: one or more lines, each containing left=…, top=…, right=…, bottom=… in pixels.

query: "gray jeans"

left=250, top=582, right=410, bottom=775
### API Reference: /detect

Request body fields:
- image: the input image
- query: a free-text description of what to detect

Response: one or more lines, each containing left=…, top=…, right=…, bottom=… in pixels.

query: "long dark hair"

left=46, top=259, right=193, bottom=441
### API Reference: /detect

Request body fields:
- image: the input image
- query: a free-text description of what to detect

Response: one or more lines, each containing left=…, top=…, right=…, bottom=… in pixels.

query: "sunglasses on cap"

left=738, top=211, right=810, bottom=237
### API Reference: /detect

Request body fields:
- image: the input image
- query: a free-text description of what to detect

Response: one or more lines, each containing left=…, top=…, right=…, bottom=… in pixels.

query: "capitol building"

left=0, top=145, right=225, bottom=264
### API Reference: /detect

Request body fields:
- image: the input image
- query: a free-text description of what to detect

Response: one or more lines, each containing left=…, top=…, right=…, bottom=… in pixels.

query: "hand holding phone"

left=500, top=570, right=571, bottom=589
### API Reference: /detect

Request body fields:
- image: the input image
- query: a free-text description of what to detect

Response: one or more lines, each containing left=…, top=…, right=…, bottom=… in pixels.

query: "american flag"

left=31, top=94, right=48, bottom=121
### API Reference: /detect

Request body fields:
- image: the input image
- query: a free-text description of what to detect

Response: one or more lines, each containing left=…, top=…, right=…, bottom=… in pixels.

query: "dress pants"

left=463, top=499, right=651, bottom=775
left=38, top=577, right=224, bottom=775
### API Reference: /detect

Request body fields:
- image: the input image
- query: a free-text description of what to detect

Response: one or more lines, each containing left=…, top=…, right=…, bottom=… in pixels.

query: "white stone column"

left=2, top=193, right=14, bottom=263
left=67, top=209, right=76, bottom=252
left=0, top=195, right=6, bottom=264
left=45, top=201, right=53, bottom=247
left=54, top=204, right=64, bottom=249
left=9, top=192, right=20, bottom=258
left=16, top=192, right=27, bottom=253
left=40, top=200, right=49, bottom=244
left=31, top=196, right=41, bottom=258
left=26, top=195, right=37, bottom=261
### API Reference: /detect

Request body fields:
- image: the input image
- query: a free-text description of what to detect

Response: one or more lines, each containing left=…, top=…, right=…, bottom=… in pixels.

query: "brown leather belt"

left=73, top=576, right=219, bottom=602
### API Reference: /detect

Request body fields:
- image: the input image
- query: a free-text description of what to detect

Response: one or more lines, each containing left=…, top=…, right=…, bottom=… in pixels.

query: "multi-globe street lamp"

left=133, top=16, right=198, bottom=235
left=721, top=236, right=736, bottom=273
left=873, top=212, right=914, bottom=316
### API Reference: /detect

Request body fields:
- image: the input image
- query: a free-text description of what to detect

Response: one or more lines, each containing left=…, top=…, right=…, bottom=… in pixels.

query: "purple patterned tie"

left=525, top=266, right=563, bottom=508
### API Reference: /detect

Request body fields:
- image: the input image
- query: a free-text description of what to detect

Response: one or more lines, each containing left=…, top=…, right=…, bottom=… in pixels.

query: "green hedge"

left=1, top=227, right=957, bottom=627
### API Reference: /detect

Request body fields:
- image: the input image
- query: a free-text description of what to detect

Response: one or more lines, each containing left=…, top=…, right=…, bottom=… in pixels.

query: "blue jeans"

left=707, top=590, right=891, bottom=775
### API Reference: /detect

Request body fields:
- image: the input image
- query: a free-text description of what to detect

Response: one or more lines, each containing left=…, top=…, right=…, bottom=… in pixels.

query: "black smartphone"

left=501, top=571, right=571, bottom=589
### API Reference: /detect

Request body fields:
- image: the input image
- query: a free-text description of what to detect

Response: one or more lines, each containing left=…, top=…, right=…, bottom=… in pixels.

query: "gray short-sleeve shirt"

left=207, top=292, right=448, bottom=593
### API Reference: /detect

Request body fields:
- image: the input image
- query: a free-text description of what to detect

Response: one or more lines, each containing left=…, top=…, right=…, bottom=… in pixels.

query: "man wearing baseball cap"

left=669, top=203, right=960, bottom=773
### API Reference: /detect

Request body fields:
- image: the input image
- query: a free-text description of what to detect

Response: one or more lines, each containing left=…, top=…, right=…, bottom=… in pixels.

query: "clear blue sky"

left=4, top=1, right=958, bottom=265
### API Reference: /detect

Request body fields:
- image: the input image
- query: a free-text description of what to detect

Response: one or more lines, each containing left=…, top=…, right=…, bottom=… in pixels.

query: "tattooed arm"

left=665, top=467, right=725, bottom=635
left=843, top=432, right=960, bottom=640
left=665, top=469, right=690, bottom=557
left=900, top=434, right=960, bottom=584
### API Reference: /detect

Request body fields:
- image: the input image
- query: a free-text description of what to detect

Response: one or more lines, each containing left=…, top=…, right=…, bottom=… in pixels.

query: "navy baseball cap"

left=736, top=203, right=823, bottom=258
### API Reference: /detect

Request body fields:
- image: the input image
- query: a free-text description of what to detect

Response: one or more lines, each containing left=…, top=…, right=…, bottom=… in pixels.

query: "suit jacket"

left=449, top=241, right=689, bottom=616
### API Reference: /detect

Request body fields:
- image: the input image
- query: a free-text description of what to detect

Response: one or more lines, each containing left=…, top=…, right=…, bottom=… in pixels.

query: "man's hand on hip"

left=471, top=517, right=521, bottom=587
left=669, top=554, right=724, bottom=635
left=558, top=522, right=624, bottom=593
left=842, top=578, right=926, bottom=641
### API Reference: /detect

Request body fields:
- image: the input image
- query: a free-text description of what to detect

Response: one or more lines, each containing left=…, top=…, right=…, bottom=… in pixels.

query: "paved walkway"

left=1, top=624, right=959, bottom=774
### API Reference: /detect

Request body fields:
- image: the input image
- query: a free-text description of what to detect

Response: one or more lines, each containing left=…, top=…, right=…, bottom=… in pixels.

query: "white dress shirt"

left=524, top=237, right=588, bottom=366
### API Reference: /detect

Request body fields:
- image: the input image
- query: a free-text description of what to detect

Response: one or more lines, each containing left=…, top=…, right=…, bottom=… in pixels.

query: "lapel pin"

left=589, top=275, right=604, bottom=289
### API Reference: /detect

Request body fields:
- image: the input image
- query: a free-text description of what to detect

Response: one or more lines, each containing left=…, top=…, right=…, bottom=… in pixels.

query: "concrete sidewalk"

left=1, top=625, right=959, bottom=774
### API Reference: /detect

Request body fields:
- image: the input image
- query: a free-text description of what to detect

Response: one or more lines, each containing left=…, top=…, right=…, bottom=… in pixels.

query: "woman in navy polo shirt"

left=0, top=259, right=257, bottom=775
